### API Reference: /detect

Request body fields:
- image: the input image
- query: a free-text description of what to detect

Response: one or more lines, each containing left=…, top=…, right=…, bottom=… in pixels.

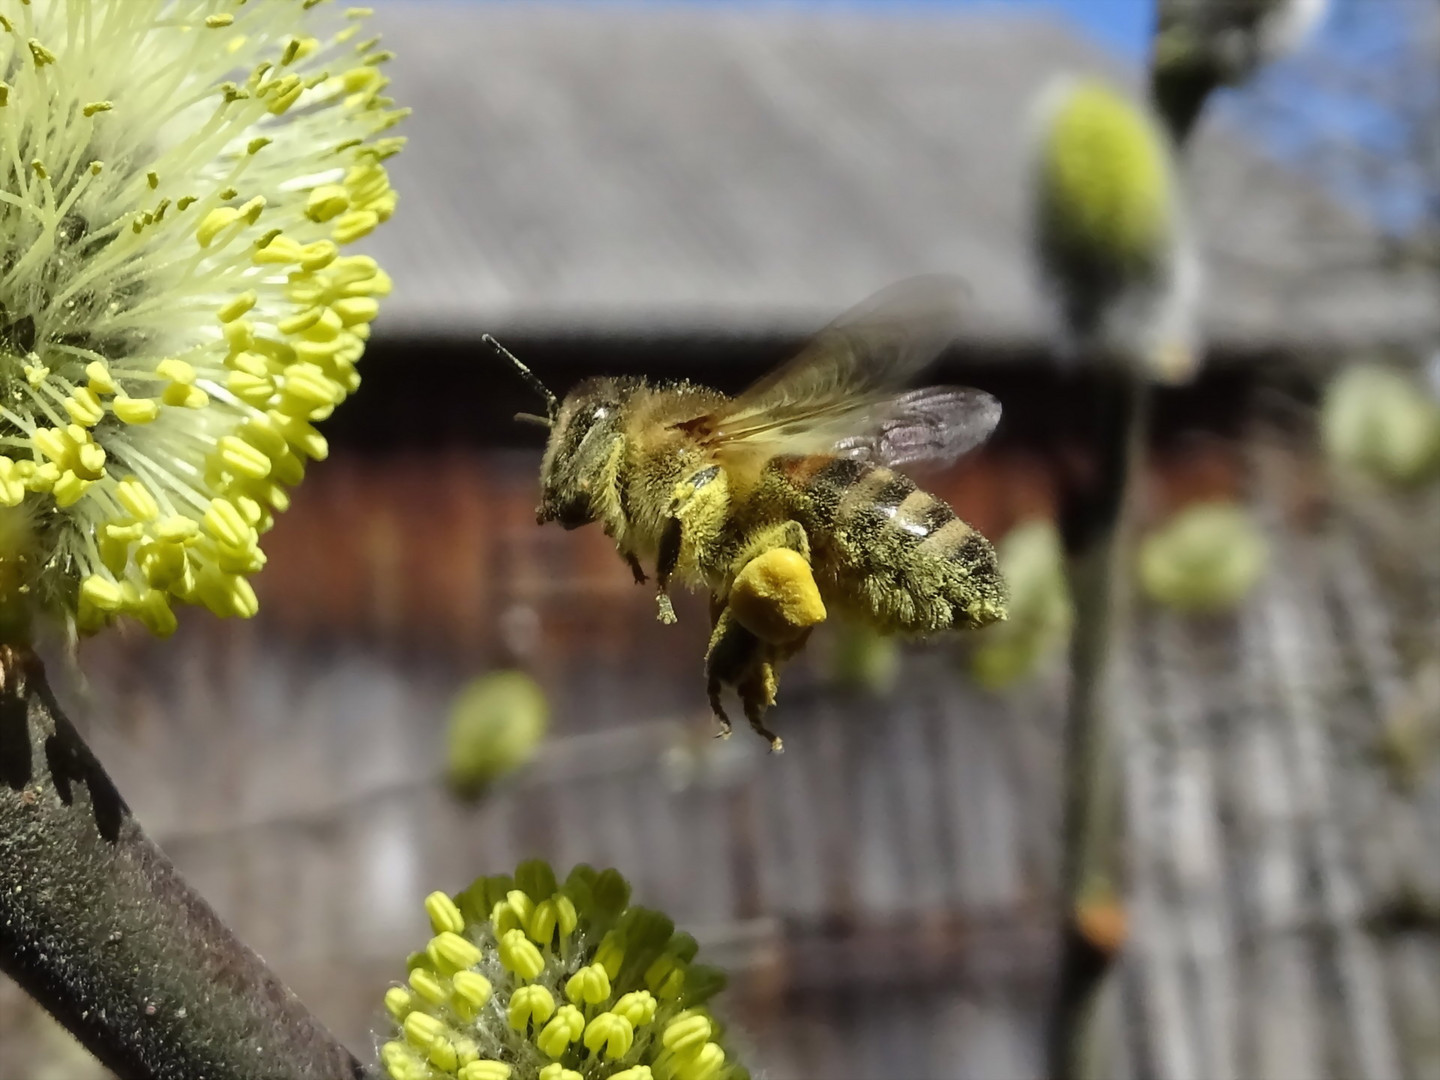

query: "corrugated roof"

left=359, top=1, right=1437, bottom=352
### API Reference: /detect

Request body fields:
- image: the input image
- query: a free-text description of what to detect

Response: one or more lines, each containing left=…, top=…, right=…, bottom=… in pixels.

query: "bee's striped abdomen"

left=784, top=457, right=1005, bottom=633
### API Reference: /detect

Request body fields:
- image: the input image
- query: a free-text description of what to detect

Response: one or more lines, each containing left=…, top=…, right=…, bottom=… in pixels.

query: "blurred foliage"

left=1031, top=77, right=1196, bottom=381
left=445, top=670, right=549, bottom=799
left=970, top=520, right=1073, bottom=690
left=826, top=619, right=902, bottom=696
left=1322, top=363, right=1440, bottom=489
left=1138, top=502, right=1268, bottom=613
left=1037, top=80, right=1176, bottom=274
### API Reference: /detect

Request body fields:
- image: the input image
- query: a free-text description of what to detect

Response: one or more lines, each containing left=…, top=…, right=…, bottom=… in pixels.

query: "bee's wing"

left=716, top=276, right=968, bottom=440
left=697, top=276, right=998, bottom=465
left=835, top=385, right=1002, bottom=468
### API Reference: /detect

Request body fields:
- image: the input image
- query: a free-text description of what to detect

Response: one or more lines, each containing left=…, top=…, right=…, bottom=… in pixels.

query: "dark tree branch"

left=0, top=645, right=363, bottom=1080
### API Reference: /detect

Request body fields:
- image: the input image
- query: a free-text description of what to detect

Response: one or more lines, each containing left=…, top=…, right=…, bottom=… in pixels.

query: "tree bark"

left=0, top=645, right=363, bottom=1080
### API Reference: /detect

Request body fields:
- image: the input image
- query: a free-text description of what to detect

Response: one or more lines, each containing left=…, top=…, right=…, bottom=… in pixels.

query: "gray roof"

left=362, top=1, right=1438, bottom=352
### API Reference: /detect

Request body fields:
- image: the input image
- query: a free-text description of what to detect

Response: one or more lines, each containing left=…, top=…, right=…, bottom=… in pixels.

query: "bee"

left=492, top=278, right=1007, bottom=751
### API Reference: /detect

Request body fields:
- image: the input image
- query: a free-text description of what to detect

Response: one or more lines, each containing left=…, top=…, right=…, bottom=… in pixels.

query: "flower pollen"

left=379, top=862, right=749, bottom=1080
left=0, top=0, right=404, bottom=638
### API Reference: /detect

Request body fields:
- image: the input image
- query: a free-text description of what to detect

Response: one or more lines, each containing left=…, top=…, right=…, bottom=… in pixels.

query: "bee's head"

left=537, top=377, right=639, bottom=529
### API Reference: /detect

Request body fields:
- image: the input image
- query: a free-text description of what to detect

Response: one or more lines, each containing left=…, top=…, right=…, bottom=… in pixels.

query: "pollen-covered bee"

left=493, top=278, right=1007, bottom=751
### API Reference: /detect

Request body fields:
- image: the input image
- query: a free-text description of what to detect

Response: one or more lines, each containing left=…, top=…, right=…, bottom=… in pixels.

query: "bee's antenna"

left=513, top=412, right=552, bottom=428
left=485, top=334, right=558, bottom=423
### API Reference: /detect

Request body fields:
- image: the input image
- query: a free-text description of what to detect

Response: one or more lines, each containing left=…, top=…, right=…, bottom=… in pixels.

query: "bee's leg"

left=654, top=516, right=681, bottom=624
left=706, top=674, right=733, bottom=741
left=624, top=551, right=647, bottom=585
left=705, top=603, right=788, bottom=751
left=704, top=603, right=763, bottom=741
left=737, top=660, right=784, bottom=753
left=733, top=518, right=811, bottom=569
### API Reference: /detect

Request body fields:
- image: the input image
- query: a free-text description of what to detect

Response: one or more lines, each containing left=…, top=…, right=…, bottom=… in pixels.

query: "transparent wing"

left=712, top=275, right=969, bottom=450
left=687, top=277, right=997, bottom=466
left=834, top=386, right=1001, bottom=468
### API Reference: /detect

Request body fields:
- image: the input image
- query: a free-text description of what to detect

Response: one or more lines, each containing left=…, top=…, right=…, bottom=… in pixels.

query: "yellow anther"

left=536, top=1005, right=585, bottom=1059
left=227, top=371, right=275, bottom=407
left=292, top=337, right=343, bottom=366
left=202, top=498, right=253, bottom=549
left=306, top=184, right=351, bottom=222
left=279, top=363, right=338, bottom=412
left=565, top=962, right=611, bottom=1007
left=253, top=235, right=306, bottom=264
left=279, top=307, right=324, bottom=335
left=614, top=991, right=657, bottom=1028
left=537, top=1067, right=582, bottom=1080
left=427, top=930, right=483, bottom=975
left=153, top=516, right=199, bottom=544
left=197, top=206, right=241, bottom=247
left=156, top=358, right=196, bottom=384
left=528, top=899, right=559, bottom=946
left=424, top=891, right=465, bottom=935
left=302, top=307, right=344, bottom=341
left=554, top=893, right=579, bottom=938
left=301, top=240, right=340, bottom=271
left=458, top=1063, right=512, bottom=1080
left=216, top=435, right=272, bottom=480
left=83, top=101, right=113, bottom=116
left=662, top=1011, right=712, bottom=1056
left=163, top=383, right=209, bottom=409
left=333, top=296, right=380, bottom=326
left=449, top=971, right=492, bottom=1018
left=383, top=986, right=413, bottom=1021
left=64, top=388, right=105, bottom=427
left=426, top=1034, right=459, bottom=1073
left=266, top=76, right=305, bottom=114
left=115, top=478, right=160, bottom=521
left=507, top=984, right=556, bottom=1033
left=674, top=1041, right=726, bottom=1080
left=237, top=195, right=266, bottom=223
left=75, top=440, right=106, bottom=479
left=595, top=933, right=626, bottom=980
left=407, top=967, right=447, bottom=1007
left=80, top=575, right=126, bottom=613
left=85, top=360, right=117, bottom=395
left=333, top=208, right=380, bottom=244
left=380, top=1041, right=420, bottom=1079
left=609, top=1068, right=655, bottom=1080
left=498, top=928, right=544, bottom=980
left=218, top=290, right=258, bottom=322
left=113, top=396, right=160, bottom=424
left=583, top=1012, right=635, bottom=1060
left=205, top=13, right=234, bottom=27
left=247, top=137, right=272, bottom=155
left=23, top=363, right=50, bottom=388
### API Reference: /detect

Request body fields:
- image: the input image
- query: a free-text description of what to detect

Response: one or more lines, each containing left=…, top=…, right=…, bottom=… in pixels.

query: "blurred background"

left=3, top=0, right=1438, bottom=1077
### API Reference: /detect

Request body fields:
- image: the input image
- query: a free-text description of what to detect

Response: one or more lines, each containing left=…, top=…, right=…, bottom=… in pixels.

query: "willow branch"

left=0, top=645, right=363, bottom=1080
left=1044, top=370, right=1148, bottom=1080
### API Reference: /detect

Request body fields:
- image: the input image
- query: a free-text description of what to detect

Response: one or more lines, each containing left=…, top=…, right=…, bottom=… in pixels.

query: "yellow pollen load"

left=0, top=0, right=404, bottom=639
left=728, top=548, right=828, bottom=643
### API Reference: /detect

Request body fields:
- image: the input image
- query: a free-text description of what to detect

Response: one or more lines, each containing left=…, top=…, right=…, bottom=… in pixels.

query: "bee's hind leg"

left=738, top=662, right=783, bottom=753
left=705, top=603, right=784, bottom=752
left=624, top=552, right=647, bottom=585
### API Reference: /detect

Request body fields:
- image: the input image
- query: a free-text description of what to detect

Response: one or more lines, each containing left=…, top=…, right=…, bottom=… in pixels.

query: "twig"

left=1045, top=370, right=1148, bottom=1080
left=0, top=645, right=363, bottom=1080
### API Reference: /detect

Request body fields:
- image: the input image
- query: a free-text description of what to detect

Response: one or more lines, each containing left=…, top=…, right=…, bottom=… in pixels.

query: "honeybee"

left=492, top=278, right=1007, bottom=751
